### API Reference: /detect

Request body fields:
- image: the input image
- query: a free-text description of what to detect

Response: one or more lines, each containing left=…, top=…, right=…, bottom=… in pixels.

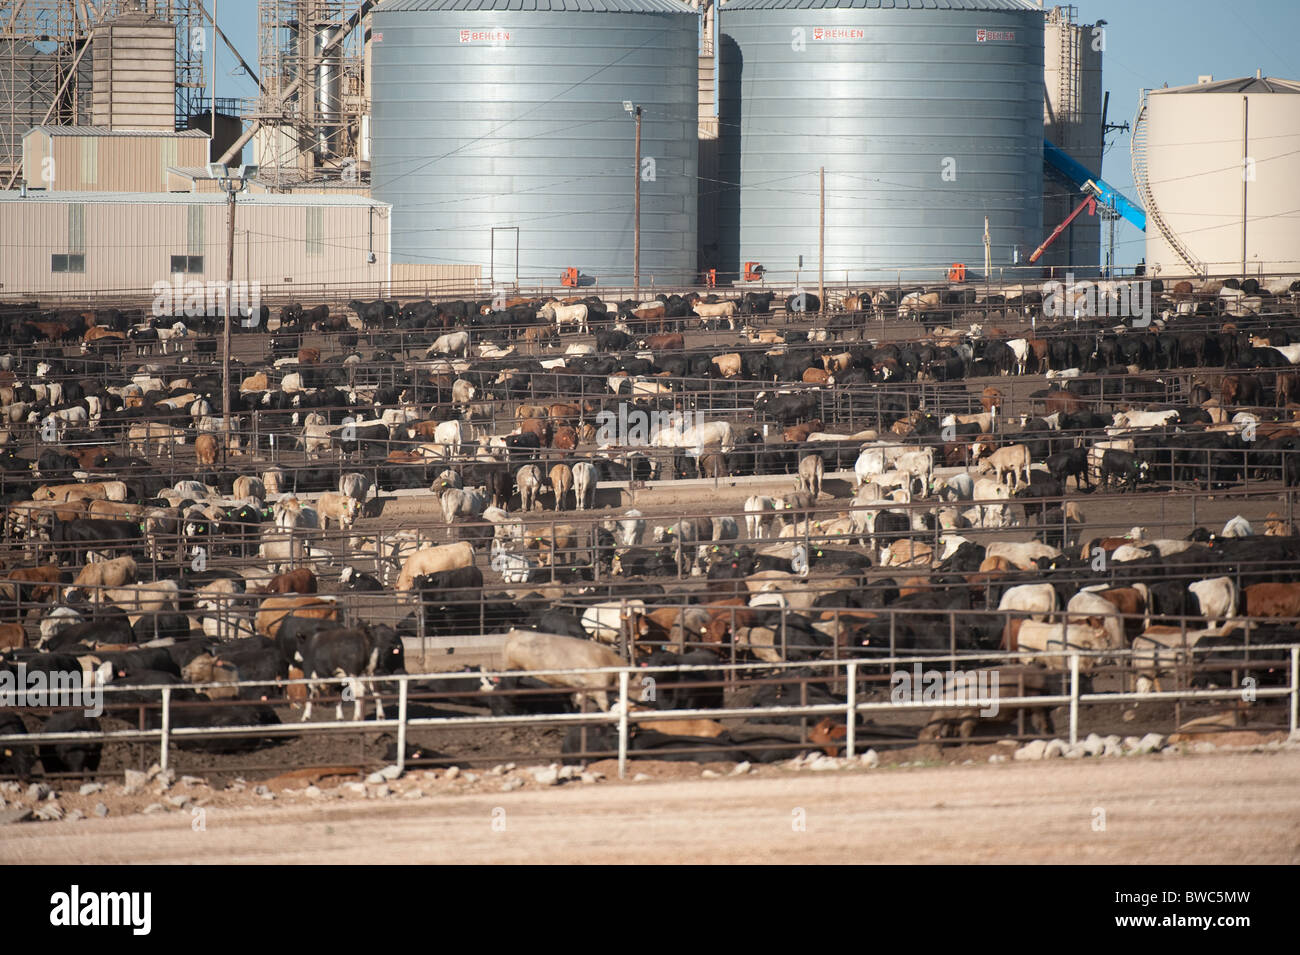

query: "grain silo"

left=1136, top=74, right=1300, bottom=279
left=716, top=0, right=1045, bottom=283
left=1041, top=3, right=1103, bottom=276
left=370, top=0, right=699, bottom=288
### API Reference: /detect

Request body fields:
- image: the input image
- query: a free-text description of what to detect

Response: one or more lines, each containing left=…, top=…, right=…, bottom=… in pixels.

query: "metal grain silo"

left=716, top=0, right=1045, bottom=282
left=1136, top=75, right=1300, bottom=279
left=371, top=0, right=699, bottom=288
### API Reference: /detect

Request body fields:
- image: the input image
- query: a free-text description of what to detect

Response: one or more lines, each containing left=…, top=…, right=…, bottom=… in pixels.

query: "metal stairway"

left=1131, top=89, right=1206, bottom=276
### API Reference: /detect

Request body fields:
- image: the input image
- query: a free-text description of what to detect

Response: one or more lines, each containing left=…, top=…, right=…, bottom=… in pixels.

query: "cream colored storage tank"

left=1138, top=75, right=1300, bottom=279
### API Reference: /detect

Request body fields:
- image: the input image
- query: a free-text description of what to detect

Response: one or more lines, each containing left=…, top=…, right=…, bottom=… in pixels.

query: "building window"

left=306, top=207, right=323, bottom=257
left=51, top=254, right=85, bottom=273
left=170, top=255, right=204, bottom=273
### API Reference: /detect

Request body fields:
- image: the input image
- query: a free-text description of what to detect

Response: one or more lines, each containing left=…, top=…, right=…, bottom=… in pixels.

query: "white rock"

left=1081, top=733, right=1105, bottom=757
left=141, top=802, right=166, bottom=815
left=365, top=771, right=386, bottom=785
left=304, top=785, right=323, bottom=799
left=860, top=750, right=880, bottom=769
left=1044, top=739, right=1067, bottom=758
left=444, top=766, right=460, bottom=780
left=1140, top=732, right=1165, bottom=752
left=181, top=776, right=205, bottom=788
left=463, top=773, right=478, bottom=783
left=378, top=764, right=402, bottom=781
left=580, top=772, right=603, bottom=784
left=730, top=761, right=752, bottom=775
left=500, top=778, right=523, bottom=793
left=369, top=784, right=391, bottom=799
left=1014, top=739, right=1047, bottom=761
left=1191, top=741, right=1217, bottom=754
left=253, top=784, right=270, bottom=796
left=341, top=782, right=366, bottom=795
left=632, top=773, right=650, bottom=782
left=530, top=766, right=560, bottom=786
left=701, top=769, right=720, bottom=778
left=94, top=802, right=109, bottom=818
left=988, top=753, right=1008, bottom=764
left=165, top=794, right=190, bottom=808
left=260, top=791, right=275, bottom=801
left=558, top=765, right=579, bottom=780
left=403, top=789, right=424, bottom=799
left=1064, top=744, right=1087, bottom=759
left=78, top=782, right=104, bottom=796
left=1160, top=746, right=1181, bottom=757
left=809, top=756, right=844, bottom=771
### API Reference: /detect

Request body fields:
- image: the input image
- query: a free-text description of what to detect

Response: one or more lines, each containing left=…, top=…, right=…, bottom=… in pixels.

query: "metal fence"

left=2, top=644, right=1295, bottom=781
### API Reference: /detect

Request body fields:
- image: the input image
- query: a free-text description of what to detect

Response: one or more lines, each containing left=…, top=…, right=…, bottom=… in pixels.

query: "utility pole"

left=818, top=166, right=825, bottom=314
left=983, top=216, right=991, bottom=280
left=224, top=184, right=235, bottom=447
left=634, top=105, right=642, bottom=293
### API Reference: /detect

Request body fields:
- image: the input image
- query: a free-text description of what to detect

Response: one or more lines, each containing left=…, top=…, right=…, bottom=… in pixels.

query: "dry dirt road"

left=3, top=749, right=1298, bottom=864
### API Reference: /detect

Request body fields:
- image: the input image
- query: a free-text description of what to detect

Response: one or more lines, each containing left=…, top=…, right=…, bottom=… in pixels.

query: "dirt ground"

left=3, top=746, right=1296, bottom=864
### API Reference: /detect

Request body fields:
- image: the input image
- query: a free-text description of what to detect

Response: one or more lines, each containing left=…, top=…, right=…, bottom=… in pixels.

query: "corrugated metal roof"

left=0, top=190, right=389, bottom=208
left=379, top=0, right=694, bottom=12
left=28, top=126, right=211, bottom=138
left=720, top=0, right=1041, bottom=10
left=1155, top=75, right=1300, bottom=95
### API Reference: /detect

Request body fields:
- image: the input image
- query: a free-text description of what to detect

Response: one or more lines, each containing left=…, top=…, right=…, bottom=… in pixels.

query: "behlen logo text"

left=49, top=885, right=151, bottom=936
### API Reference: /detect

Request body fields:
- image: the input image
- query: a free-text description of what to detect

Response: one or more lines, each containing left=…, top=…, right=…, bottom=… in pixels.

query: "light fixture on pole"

left=624, top=101, right=642, bottom=292
left=208, top=162, right=255, bottom=452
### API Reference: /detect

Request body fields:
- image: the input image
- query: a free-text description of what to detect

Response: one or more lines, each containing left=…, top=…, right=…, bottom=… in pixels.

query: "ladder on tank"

left=1132, top=88, right=1206, bottom=277
left=1055, top=6, right=1078, bottom=127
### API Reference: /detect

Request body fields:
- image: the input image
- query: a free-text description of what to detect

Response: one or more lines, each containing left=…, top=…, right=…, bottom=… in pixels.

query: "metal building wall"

left=717, top=0, right=1045, bottom=283
left=0, top=41, right=94, bottom=183
left=0, top=194, right=391, bottom=298
left=1144, top=81, right=1300, bottom=277
left=370, top=0, right=699, bottom=287
left=23, top=129, right=210, bottom=192
left=1041, top=10, right=1103, bottom=276
left=91, top=13, right=177, bottom=131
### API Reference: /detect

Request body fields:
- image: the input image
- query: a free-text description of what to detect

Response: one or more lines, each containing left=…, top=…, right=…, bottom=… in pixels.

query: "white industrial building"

left=1137, top=74, right=1300, bottom=278
left=0, top=190, right=392, bottom=299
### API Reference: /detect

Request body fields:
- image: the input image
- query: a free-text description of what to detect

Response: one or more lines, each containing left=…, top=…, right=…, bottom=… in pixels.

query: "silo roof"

left=378, top=0, right=695, bottom=13
left=720, top=0, right=1042, bottom=11
left=1154, top=75, right=1300, bottom=95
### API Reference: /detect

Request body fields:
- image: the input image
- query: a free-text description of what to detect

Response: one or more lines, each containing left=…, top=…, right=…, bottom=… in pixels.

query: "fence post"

left=396, top=677, right=409, bottom=773
left=160, top=686, right=171, bottom=774
left=845, top=661, right=857, bottom=758
left=617, top=670, right=629, bottom=780
left=1292, top=646, right=1299, bottom=736
left=1068, top=652, right=1080, bottom=745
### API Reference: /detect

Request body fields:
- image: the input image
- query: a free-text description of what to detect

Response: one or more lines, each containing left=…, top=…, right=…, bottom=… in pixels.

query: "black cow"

left=1100, top=449, right=1149, bottom=492
left=300, top=625, right=404, bottom=720
left=37, top=713, right=102, bottom=774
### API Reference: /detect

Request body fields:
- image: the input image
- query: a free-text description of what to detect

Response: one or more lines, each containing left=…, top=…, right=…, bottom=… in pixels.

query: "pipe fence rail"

left=1, top=645, right=1295, bottom=780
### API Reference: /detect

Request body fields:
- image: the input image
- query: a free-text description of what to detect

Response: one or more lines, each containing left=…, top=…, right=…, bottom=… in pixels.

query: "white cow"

left=572, top=461, right=598, bottom=510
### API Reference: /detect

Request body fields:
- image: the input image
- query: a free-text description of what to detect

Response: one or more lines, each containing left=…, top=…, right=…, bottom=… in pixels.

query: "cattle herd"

left=1, top=274, right=1299, bottom=779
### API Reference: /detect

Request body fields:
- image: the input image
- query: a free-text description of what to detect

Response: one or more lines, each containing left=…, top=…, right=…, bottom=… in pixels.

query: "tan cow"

left=254, top=594, right=340, bottom=638
left=395, top=541, right=475, bottom=592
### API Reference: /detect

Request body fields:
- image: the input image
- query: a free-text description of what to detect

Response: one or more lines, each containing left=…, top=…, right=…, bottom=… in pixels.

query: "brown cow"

left=518, top=417, right=553, bottom=447
left=643, top=333, right=684, bottom=351
left=70, top=447, right=113, bottom=469
left=195, top=432, right=220, bottom=467
left=0, top=622, right=24, bottom=649
left=255, top=595, right=340, bottom=637
left=297, top=347, right=321, bottom=365
left=261, top=567, right=318, bottom=595
left=547, top=403, right=581, bottom=427
left=1244, top=582, right=1300, bottom=618
left=699, top=452, right=729, bottom=479
left=553, top=426, right=578, bottom=450
left=783, top=419, right=823, bottom=443
left=980, top=387, right=1003, bottom=413
left=1045, top=389, right=1083, bottom=417
left=2, top=565, right=63, bottom=603
left=802, top=367, right=833, bottom=385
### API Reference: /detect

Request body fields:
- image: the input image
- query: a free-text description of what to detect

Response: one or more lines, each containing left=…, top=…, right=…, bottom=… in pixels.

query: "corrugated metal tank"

left=371, top=0, right=699, bottom=287
left=1041, top=6, right=1103, bottom=276
left=1142, top=76, right=1300, bottom=278
left=717, top=0, right=1045, bottom=282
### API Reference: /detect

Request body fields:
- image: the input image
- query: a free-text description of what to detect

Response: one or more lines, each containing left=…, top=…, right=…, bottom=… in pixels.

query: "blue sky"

left=210, top=0, right=1299, bottom=267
